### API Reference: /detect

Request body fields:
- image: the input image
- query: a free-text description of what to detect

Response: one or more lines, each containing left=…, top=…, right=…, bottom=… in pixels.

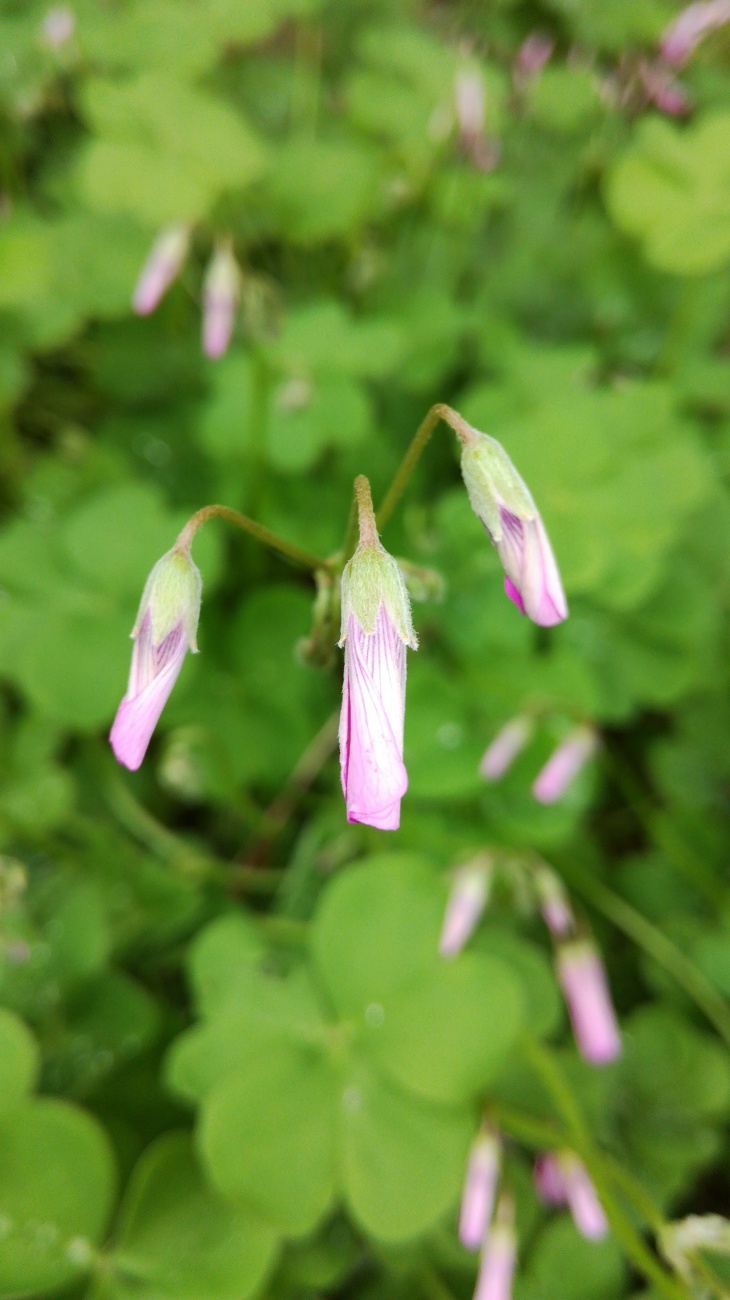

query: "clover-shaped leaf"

left=606, top=113, right=730, bottom=276
left=169, top=855, right=524, bottom=1243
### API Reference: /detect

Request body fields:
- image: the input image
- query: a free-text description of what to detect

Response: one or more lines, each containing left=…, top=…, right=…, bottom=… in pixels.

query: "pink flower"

left=110, top=546, right=201, bottom=772
left=132, top=225, right=190, bottom=316
left=660, top=0, right=730, bottom=65
left=533, top=864, right=575, bottom=937
left=41, top=6, right=75, bottom=48
left=498, top=509, right=567, bottom=627
left=638, top=60, right=691, bottom=115
left=534, top=1152, right=608, bottom=1240
left=459, top=1127, right=501, bottom=1250
left=458, top=423, right=567, bottom=627
left=440, top=860, right=491, bottom=957
left=480, top=716, right=533, bottom=781
left=474, top=1195, right=517, bottom=1300
left=532, top=726, right=598, bottom=804
left=339, top=477, right=418, bottom=831
left=202, top=241, right=240, bottom=359
left=557, top=942, right=622, bottom=1065
left=515, top=33, right=554, bottom=78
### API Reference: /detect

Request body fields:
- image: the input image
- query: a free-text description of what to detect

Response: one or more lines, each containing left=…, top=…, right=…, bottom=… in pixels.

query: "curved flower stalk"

left=110, top=545, right=202, bottom=771
left=534, top=1152, right=608, bottom=1240
left=532, top=725, right=599, bottom=804
left=339, top=477, right=418, bottom=830
left=557, top=941, right=622, bottom=1064
left=132, top=225, right=190, bottom=316
left=457, top=419, right=567, bottom=626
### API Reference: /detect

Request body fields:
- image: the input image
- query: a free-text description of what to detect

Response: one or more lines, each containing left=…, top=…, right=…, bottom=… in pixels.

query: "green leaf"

left=364, top=952, right=523, bottom=1104
left=0, top=1099, right=116, bottom=1300
left=0, top=1011, right=38, bottom=1116
left=111, top=1133, right=279, bottom=1300
left=311, top=855, right=447, bottom=1017
left=339, top=1055, right=472, bottom=1242
left=187, top=913, right=267, bottom=1019
left=266, top=135, right=380, bottom=242
left=199, top=1041, right=337, bottom=1236
left=518, top=1217, right=627, bottom=1300
left=606, top=114, right=730, bottom=275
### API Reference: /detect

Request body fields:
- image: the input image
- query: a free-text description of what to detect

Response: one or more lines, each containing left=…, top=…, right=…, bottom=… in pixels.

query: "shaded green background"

left=1, top=0, right=730, bottom=1297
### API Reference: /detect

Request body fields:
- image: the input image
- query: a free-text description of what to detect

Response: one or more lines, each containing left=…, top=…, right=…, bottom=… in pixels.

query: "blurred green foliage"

left=1, top=0, right=730, bottom=1298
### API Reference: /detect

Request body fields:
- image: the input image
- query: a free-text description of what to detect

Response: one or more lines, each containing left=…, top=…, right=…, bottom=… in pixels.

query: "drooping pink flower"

left=132, top=225, right=190, bottom=316
left=440, top=860, right=491, bottom=957
left=339, top=477, right=418, bottom=831
left=41, top=6, right=75, bottom=48
left=557, top=942, right=622, bottom=1065
left=480, top=716, right=533, bottom=781
left=457, top=422, right=567, bottom=627
left=202, top=240, right=240, bottom=359
left=534, top=1152, right=608, bottom=1240
left=515, top=33, right=554, bottom=78
left=474, top=1195, right=517, bottom=1300
left=660, top=0, right=730, bottom=65
left=110, top=546, right=201, bottom=772
left=532, top=726, right=598, bottom=804
left=459, top=1127, right=501, bottom=1250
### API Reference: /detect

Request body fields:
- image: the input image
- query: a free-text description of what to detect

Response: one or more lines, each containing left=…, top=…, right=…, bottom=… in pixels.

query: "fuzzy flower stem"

left=176, top=503, right=330, bottom=573
left=523, top=1036, right=689, bottom=1300
left=354, top=475, right=379, bottom=546
left=376, top=403, right=476, bottom=531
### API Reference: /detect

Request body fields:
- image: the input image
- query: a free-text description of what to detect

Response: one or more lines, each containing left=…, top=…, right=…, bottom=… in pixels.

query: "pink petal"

left=110, top=624, right=188, bottom=771
left=459, top=1130, right=500, bottom=1250
left=564, top=1159, right=609, bottom=1240
left=339, top=607, right=408, bottom=831
left=475, top=1224, right=517, bottom=1300
left=558, top=945, right=622, bottom=1065
left=504, top=577, right=526, bottom=615
left=497, top=509, right=567, bottom=627
left=532, top=727, right=597, bottom=804
left=534, top=1153, right=569, bottom=1206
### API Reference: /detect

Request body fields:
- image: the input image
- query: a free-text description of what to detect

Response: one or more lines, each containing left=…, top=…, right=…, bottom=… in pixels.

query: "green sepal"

left=460, top=427, right=536, bottom=541
left=340, top=543, right=417, bottom=647
left=134, top=547, right=203, bottom=649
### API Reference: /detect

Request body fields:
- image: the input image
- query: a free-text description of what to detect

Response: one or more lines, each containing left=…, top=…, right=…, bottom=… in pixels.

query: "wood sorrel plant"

left=110, top=403, right=567, bottom=831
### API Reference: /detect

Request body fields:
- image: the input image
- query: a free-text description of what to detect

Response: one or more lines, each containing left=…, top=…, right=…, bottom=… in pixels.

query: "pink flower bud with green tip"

left=457, top=421, right=567, bottom=627
left=474, top=1194, right=517, bottom=1300
left=660, top=0, right=730, bottom=65
left=532, top=725, right=598, bottom=804
left=440, top=859, right=491, bottom=957
left=557, top=941, right=621, bottom=1064
left=533, top=864, right=574, bottom=937
left=534, top=1152, right=608, bottom=1240
left=110, top=545, right=202, bottom=771
left=202, top=240, right=240, bottom=360
left=339, top=477, right=418, bottom=831
left=459, top=1126, right=501, bottom=1250
left=132, top=225, right=190, bottom=316
left=480, top=715, right=533, bottom=781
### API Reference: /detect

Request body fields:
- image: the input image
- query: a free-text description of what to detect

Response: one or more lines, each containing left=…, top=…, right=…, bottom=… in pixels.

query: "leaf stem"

left=176, top=503, right=330, bottom=573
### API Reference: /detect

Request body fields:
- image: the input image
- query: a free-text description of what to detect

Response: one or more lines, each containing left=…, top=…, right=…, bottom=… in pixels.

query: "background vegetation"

left=1, top=0, right=730, bottom=1297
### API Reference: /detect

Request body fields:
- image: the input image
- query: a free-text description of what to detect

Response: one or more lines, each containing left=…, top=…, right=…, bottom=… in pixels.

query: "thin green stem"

left=176, top=504, right=330, bottom=573
left=376, top=402, right=474, bottom=532
left=522, top=1036, right=690, bottom=1300
left=556, top=855, right=730, bottom=1049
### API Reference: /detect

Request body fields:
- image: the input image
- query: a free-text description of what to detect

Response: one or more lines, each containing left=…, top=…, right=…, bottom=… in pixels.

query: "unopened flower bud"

left=515, top=33, right=554, bottom=78
left=557, top=941, right=621, bottom=1065
left=533, top=864, right=574, bottom=937
left=660, top=0, right=730, bottom=65
left=41, top=5, right=75, bottom=48
left=132, top=225, right=190, bottom=316
left=339, top=477, right=418, bottom=831
left=475, top=1194, right=517, bottom=1300
left=457, top=420, right=567, bottom=627
left=440, top=858, right=491, bottom=957
left=110, top=545, right=202, bottom=772
left=532, top=726, right=598, bottom=804
left=480, top=716, right=533, bottom=781
left=459, top=1127, right=501, bottom=1250
left=202, top=240, right=240, bottom=360
left=534, top=1152, right=608, bottom=1240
